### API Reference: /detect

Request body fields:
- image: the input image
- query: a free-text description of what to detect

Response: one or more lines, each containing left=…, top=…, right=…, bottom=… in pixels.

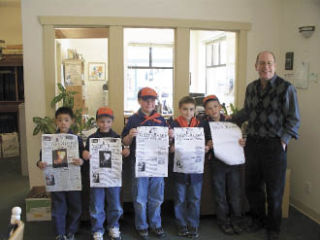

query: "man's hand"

left=281, top=141, right=286, bottom=151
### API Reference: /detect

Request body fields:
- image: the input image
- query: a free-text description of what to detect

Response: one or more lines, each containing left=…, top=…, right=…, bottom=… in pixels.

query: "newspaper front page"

left=41, top=134, right=82, bottom=192
left=135, top=126, right=169, bottom=178
left=173, top=127, right=205, bottom=174
left=89, top=138, right=122, bottom=187
left=209, top=122, right=245, bottom=165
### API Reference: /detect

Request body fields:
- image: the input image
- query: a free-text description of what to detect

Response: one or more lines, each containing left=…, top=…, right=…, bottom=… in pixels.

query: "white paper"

left=209, top=122, right=245, bottom=165
left=135, top=126, right=169, bottom=177
left=89, top=138, right=122, bottom=187
left=42, top=134, right=82, bottom=192
left=173, top=127, right=205, bottom=174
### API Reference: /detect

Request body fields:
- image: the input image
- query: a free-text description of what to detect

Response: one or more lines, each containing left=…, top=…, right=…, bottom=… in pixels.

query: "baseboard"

left=290, top=199, right=320, bottom=224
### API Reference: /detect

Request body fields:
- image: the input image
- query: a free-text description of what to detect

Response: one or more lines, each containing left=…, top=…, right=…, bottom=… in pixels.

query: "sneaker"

left=93, top=232, right=103, bottom=240
left=55, top=235, right=66, bottom=240
left=66, top=233, right=75, bottom=240
left=137, top=229, right=149, bottom=240
left=177, top=226, right=189, bottom=237
left=187, top=226, right=199, bottom=239
left=219, top=223, right=234, bottom=235
left=150, top=227, right=167, bottom=238
left=267, top=231, right=279, bottom=240
left=109, top=227, right=121, bottom=240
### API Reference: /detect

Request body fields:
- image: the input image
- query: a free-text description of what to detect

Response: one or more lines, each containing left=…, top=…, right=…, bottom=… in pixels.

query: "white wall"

left=58, top=38, right=108, bottom=117
left=278, top=0, right=320, bottom=220
left=20, top=0, right=282, bottom=187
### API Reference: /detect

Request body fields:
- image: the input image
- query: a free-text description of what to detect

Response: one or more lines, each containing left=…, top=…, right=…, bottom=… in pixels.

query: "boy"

left=37, top=107, right=84, bottom=240
left=122, top=87, right=168, bottom=240
left=169, top=96, right=209, bottom=239
left=82, top=107, right=130, bottom=240
left=203, top=95, right=245, bottom=235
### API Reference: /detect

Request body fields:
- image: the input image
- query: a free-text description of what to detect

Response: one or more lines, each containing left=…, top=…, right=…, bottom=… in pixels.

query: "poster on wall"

left=88, top=62, right=106, bottom=81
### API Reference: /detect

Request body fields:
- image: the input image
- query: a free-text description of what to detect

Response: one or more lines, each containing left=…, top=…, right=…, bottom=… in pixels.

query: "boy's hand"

left=170, top=145, right=175, bottom=153
left=205, top=145, right=210, bottom=153
left=239, top=138, right=246, bottom=147
left=82, top=150, right=91, bottom=161
left=168, top=129, right=174, bottom=139
left=72, top=158, right=84, bottom=166
left=122, top=148, right=130, bottom=158
left=129, top=128, right=138, bottom=139
left=37, top=161, right=47, bottom=170
left=225, top=115, right=232, bottom=120
left=206, top=140, right=213, bottom=149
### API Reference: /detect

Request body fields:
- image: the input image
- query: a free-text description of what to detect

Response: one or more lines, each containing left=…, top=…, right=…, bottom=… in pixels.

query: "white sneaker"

left=109, top=227, right=121, bottom=240
left=93, top=232, right=103, bottom=240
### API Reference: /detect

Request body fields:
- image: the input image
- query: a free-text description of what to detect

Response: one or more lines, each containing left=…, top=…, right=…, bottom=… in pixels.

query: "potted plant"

left=33, top=83, right=95, bottom=135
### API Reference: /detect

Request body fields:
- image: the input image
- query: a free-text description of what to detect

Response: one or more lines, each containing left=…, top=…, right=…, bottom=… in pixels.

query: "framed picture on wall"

left=88, top=62, right=106, bottom=81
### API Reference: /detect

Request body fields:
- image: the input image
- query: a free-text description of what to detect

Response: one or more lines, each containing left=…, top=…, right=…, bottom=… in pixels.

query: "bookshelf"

left=0, top=54, right=24, bottom=133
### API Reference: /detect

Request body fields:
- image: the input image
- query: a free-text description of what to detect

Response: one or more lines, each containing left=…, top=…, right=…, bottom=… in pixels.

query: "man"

left=231, top=51, right=300, bottom=240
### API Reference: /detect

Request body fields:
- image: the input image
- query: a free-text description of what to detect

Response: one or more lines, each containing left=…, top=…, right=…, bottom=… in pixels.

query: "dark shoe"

left=66, top=233, right=75, bottom=240
left=267, top=231, right=279, bottom=240
left=137, top=229, right=149, bottom=240
left=150, top=227, right=167, bottom=238
left=177, top=226, right=189, bottom=237
left=56, top=235, right=66, bottom=240
left=187, top=226, right=199, bottom=239
left=245, top=220, right=263, bottom=232
left=231, top=222, right=243, bottom=234
left=219, top=223, right=234, bottom=235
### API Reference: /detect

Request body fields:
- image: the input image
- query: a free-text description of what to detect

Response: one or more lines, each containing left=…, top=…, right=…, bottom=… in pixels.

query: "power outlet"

left=305, top=181, right=312, bottom=194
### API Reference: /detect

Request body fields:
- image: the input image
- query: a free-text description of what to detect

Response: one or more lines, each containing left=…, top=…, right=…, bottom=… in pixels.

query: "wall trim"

left=39, top=16, right=251, bottom=31
left=290, top=199, right=320, bottom=225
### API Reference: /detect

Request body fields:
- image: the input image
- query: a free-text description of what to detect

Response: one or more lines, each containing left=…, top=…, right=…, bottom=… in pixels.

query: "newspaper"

left=135, top=126, right=169, bottom=177
left=41, top=134, right=82, bottom=192
left=209, top=122, right=245, bottom=165
left=173, top=127, right=205, bottom=174
left=89, top=138, right=122, bottom=187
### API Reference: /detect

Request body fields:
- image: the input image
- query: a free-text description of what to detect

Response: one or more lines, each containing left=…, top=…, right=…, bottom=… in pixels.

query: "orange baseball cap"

left=138, top=87, right=158, bottom=99
left=96, top=107, right=114, bottom=119
left=203, top=95, right=220, bottom=106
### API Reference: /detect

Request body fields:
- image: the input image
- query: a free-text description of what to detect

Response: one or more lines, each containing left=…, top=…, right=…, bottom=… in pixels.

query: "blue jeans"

left=132, top=177, right=164, bottom=230
left=51, top=191, right=82, bottom=236
left=90, top=187, right=123, bottom=233
left=211, top=160, right=242, bottom=224
left=174, top=181, right=203, bottom=228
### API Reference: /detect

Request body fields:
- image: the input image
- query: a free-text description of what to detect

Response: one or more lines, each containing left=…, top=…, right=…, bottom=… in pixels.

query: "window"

left=190, top=30, right=236, bottom=110
left=124, top=28, right=174, bottom=115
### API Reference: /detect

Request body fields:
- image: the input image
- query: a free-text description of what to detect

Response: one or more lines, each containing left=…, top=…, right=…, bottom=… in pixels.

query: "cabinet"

left=0, top=54, right=24, bottom=133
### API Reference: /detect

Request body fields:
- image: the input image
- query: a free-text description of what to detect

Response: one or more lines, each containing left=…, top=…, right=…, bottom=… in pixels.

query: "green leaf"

left=33, top=125, right=41, bottom=135
left=57, top=83, right=65, bottom=93
left=51, top=95, right=63, bottom=107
